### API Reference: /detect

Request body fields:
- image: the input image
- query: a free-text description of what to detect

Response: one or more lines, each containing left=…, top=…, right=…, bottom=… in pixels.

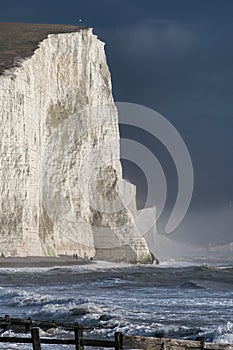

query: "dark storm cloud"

left=97, top=17, right=233, bottom=210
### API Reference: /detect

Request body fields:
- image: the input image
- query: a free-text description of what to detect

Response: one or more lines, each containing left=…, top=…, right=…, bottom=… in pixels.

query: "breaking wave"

left=0, top=260, right=232, bottom=348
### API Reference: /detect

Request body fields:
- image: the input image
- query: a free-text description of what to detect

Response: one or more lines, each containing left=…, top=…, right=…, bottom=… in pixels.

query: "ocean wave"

left=179, top=281, right=205, bottom=289
left=214, top=322, right=233, bottom=344
left=0, top=288, right=86, bottom=308
left=0, top=261, right=233, bottom=291
left=0, top=260, right=232, bottom=347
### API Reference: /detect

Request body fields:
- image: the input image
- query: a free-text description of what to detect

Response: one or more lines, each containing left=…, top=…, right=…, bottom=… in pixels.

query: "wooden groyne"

left=0, top=315, right=93, bottom=333
left=0, top=316, right=232, bottom=350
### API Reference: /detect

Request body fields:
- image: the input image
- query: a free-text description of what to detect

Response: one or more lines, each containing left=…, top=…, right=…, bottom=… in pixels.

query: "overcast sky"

left=1, top=0, right=233, bottom=249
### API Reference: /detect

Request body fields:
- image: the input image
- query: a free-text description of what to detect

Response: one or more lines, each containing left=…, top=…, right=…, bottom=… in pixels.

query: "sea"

left=0, top=257, right=232, bottom=349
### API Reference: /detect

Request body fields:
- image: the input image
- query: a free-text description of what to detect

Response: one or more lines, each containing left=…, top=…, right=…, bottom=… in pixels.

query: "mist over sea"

left=0, top=257, right=232, bottom=349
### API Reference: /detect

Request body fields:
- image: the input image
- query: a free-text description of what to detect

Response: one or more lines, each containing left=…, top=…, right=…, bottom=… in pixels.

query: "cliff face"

left=0, top=23, right=155, bottom=262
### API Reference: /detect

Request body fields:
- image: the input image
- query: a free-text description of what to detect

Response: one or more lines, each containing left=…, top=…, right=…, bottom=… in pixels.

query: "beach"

left=0, top=256, right=93, bottom=268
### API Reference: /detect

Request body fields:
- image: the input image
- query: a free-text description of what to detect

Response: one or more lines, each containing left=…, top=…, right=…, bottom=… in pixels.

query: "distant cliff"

left=0, top=23, right=156, bottom=262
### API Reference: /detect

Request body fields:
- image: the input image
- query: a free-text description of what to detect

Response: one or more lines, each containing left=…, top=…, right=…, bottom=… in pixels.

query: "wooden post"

left=31, top=327, right=41, bottom=350
left=74, top=326, right=84, bottom=350
left=160, top=342, right=165, bottom=350
left=115, top=332, right=123, bottom=350
left=3, top=315, right=10, bottom=331
left=196, top=336, right=205, bottom=350
left=25, top=317, right=32, bottom=333
left=155, top=332, right=164, bottom=338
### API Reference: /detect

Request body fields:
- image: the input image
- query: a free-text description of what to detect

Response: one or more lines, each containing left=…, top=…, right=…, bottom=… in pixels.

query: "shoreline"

left=0, top=255, right=94, bottom=268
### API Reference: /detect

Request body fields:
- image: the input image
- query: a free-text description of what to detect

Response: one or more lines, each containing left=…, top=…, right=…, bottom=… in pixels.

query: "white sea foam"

left=0, top=261, right=232, bottom=348
left=214, top=322, right=233, bottom=344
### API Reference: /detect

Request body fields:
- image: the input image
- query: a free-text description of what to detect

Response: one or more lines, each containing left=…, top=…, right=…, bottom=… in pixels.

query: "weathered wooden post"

left=115, top=332, right=123, bottom=350
left=25, top=317, right=32, bottom=333
left=155, top=332, right=164, bottom=338
left=3, top=315, right=10, bottom=331
left=31, top=327, right=41, bottom=350
left=74, top=326, right=84, bottom=350
left=196, top=336, right=205, bottom=350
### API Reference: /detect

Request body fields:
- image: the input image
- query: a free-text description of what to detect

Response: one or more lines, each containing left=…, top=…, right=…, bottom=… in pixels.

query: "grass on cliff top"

left=0, top=22, right=89, bottom=75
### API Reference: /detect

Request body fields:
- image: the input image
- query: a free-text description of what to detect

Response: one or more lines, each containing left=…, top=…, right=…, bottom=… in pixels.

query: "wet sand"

left=0, top=256, right=93, bottom=268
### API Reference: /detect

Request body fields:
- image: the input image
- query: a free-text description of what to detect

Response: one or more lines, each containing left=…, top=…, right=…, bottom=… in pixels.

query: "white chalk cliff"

left=0, top=23, right=156, bottom=262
